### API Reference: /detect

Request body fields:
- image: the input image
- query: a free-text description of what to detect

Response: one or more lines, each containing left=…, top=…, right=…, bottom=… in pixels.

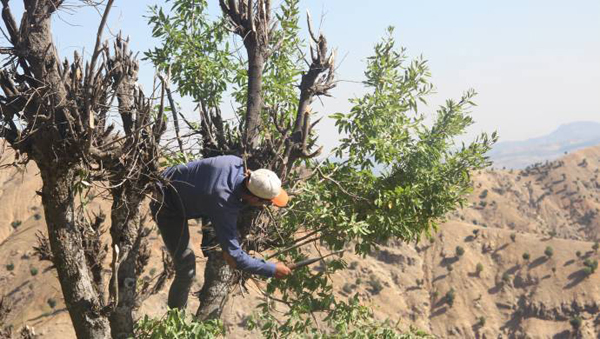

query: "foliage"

left=593, top=241, right=599, bottom=253
left=29, top=267, right=38, bottom=276
left=10, top=220, right=21, bottom=229
left=510, top=233, right=516, bottom=242
left=253, top=24, right=492, bottom=337
left=544, top=246, right=554, bottom=258
left=522, top=252, right=530, bottom=261
left=477, top=316, right=486, bottom=327
left=6, top=263, right=14, bottom=271
left=133, top=309, right=224, bottom=339
left=455, top=246, right=465, bottom=257
left=146, top=0, right=233, bottom=107
left=247, top=296, right=433, bottom=339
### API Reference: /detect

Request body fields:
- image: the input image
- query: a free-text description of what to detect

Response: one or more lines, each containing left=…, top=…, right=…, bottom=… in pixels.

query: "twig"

left=265, top=236, right=321, bottom=260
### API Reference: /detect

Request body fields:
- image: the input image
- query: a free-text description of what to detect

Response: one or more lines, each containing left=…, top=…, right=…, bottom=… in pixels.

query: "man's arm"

left=211, top=207, right=278, bottom=277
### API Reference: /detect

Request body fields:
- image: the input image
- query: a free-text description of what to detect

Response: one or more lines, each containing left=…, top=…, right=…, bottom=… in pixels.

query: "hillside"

left=2, top=145, right=600, bottom=338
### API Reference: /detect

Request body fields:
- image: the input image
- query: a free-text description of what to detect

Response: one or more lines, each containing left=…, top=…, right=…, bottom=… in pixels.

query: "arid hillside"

left=1, top=145, right=600, bottom=338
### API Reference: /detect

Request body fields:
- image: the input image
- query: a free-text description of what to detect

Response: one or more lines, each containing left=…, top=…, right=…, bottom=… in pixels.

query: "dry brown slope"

left=1, top=145, right=600, bottom=338
left=453, top=144, right=600, bottom=241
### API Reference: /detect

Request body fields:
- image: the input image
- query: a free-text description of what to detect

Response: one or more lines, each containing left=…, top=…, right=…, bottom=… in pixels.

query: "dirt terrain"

left=1, top=145, right=600, bottom=338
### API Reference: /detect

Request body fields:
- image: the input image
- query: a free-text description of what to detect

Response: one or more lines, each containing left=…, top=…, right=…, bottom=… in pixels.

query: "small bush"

left=455, top=246, right=465, bottom=257
left=432, top=290, right=439, bottom=299
left=47, top=298, right=57, bottom=309
left=342, top=283, right=354, bottom=295
left=583, top=259, right=598, bottom=276
left=33, top=213, right=42, bottom=221
left=30, top=267, right=38, bottom=276
left=134, top=309, right=224, bottom=339
left=446, top=264, right=454, bottom=272
left=510, top=233, right=516, bottom=242
left=502, top=272, right=511, bottom=285
left=475, top=263, right=484, bottom=276
left=479, top=190, right=488, bottom=199
left=149, top=268, right=157, bottom=276
left=445, top=289, right=456, bottom=307
left=367, top=275, right=384, bottom=295
left=522, top=252, right=530, bottom=261
left=6, top=263, right=14, bottom=271
left=477, top=316, right=486, bottom=327
left=544, top=246, right=554, bottom=258
left=593, top=242, right=599, bottom=253
left=576, top=251, right=581, bottom=258
left=569, top=316, right=582, bottom=331
left=349, top=261, right=359, bottom=270
left=11, top=220, right=22, bottom=229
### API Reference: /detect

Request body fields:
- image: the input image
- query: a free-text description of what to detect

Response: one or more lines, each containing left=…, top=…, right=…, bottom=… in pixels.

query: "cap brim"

left=271, top=189, right=289, bottom=207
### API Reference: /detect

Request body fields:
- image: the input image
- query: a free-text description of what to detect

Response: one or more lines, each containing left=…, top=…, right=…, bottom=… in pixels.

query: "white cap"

left=247, top=169, right=289, bottom=207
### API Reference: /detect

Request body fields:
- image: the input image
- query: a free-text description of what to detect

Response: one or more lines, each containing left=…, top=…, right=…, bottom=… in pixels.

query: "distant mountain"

left=489, top=121, right=600, bottom=169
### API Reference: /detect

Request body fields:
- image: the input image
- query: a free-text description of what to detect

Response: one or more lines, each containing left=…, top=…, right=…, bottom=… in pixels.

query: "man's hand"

left=274, top=262, right=292, bottom=279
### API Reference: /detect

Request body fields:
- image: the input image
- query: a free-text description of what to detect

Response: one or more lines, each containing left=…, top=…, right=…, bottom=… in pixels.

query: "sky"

left=7, top=0, right=600, bottom=149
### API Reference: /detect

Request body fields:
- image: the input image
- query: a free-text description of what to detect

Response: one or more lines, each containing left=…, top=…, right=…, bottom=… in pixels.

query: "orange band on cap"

left=271, top=189, right=289, bottom=207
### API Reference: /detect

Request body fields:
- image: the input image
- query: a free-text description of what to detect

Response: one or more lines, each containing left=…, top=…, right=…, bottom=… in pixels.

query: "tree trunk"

left=39, top=165, right=112, bottom=339
left=195, top=250, right=233, bottom=320
left=108, top=195, right=144, bottom=338
left=244, top=44, right=265, bottom=151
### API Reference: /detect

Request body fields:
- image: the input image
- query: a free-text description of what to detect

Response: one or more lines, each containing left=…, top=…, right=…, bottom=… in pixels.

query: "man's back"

left=162, top=155, right=245, bottom=219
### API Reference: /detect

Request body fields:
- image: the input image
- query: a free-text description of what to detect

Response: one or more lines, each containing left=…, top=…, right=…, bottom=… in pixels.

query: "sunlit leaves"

left=145, top=0, right=233, bottom=107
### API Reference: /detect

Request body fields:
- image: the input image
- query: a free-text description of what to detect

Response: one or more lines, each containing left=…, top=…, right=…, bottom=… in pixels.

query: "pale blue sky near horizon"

left=7, top=0, right=599, bottom=148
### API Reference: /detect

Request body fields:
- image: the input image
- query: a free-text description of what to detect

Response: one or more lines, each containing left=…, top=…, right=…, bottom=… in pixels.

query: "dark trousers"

left=150, top=191, right=219, bottom=310
left=151, top=199, right=195, bottom=309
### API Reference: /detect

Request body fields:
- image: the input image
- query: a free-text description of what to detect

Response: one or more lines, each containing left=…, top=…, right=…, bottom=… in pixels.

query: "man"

left=150, top=155, right=292, bottom=309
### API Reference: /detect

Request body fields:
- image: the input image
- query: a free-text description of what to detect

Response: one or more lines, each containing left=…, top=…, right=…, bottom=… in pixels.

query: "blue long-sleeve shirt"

left=162, top=155, right=276, bottom=277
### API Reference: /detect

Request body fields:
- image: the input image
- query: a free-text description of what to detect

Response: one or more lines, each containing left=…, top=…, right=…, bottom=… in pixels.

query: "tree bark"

left=108, top=195, right=143, bottom=339
left=38, top=165, right=111, bottom=339
left=244, top=44, right=265, bottom=152
left=195, top=250, right=233, bottom=320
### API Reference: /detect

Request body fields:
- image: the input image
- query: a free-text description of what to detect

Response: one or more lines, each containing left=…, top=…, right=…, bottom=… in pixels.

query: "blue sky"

left=7, top=0, right=600, bottom=149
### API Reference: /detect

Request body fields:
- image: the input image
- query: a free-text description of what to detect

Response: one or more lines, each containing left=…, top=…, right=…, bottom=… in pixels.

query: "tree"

left=545, top=246, right=554, bottom=258
left=0, top=1, right=165, bottom=338
left=146, top=0, right=496, bottom=336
